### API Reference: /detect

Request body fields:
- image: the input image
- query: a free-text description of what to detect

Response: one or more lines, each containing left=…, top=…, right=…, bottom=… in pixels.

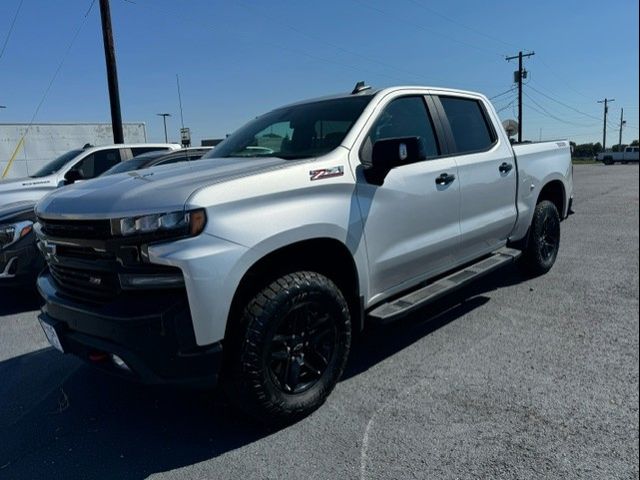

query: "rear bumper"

left=37, top=270, right=223, bottom=388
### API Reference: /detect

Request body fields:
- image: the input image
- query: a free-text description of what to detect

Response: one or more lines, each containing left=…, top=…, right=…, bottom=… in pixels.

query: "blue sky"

left=1, top=0, right=638, bottom=146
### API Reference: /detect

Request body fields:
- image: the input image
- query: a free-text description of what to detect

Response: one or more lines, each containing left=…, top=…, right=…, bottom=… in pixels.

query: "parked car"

left=0, top=143, right=181, bottom=205
left=35, top=84, right=573, bottom=424
left=101, top=147, right=212, bottom=176
left=0, top=201, right=43, bottom=286
left=597, top=146, right=640, bottom=165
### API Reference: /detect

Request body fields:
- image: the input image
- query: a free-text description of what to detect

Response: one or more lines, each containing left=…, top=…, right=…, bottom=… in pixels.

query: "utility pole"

left=597, top=98, right=615, bottom=151
left=99, top=0, right=124, bottom=144
left=506, top=51, right=535, bottom=143
left=157, top=113, right=171, bottom=143
left=618, top=108, right=626, bottom=148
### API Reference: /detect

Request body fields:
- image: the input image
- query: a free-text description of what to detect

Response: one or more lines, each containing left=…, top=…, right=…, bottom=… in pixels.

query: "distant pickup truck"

left=35, top=84, right=573, bottom=424
left=597, top=146, right=640, bottom=165
left=0, top=143, right=181, bottom=204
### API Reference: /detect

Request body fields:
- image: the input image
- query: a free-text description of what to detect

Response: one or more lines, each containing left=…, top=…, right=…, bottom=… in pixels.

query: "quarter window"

left=361, top=96, right=439, bottom=164
left=439, top=96, right=496, bottom=154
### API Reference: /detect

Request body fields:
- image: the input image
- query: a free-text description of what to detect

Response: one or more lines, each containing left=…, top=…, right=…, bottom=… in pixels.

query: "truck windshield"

left=30, top=149, right=84, bottom=178
left=205, top=96, right=373, bottom=160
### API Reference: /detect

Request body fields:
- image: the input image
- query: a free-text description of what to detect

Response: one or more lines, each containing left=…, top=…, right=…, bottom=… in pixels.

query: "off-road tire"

left=224, top=271, right=351, bottom=425
left=521, top=200, right=561, bottom=276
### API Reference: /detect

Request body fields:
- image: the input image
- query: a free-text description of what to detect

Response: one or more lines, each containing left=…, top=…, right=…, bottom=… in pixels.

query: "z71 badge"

left=309, top=165, right=344, bottom=181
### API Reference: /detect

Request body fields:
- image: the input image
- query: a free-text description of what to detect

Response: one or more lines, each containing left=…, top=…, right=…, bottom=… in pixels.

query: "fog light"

left=111, top=354, right=130, bottom=371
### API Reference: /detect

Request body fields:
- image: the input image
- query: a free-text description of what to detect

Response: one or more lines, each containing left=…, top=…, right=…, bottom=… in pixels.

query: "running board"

left=368, top=247, right=522, bottom=323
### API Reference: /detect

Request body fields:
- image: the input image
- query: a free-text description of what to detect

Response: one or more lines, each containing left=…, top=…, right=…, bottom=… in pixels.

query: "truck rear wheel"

left=521, top=200, right=561, bottom=276
left=224, top=271, right=351, bottom=425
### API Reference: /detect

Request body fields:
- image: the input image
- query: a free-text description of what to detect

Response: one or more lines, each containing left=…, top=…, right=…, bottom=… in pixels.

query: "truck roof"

left=81, top=143, right=181, bottom=154
left=280, top=85, right=489, bottom=109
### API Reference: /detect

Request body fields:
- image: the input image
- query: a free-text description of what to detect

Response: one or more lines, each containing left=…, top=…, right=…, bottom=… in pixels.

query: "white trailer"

left=0, top=123, right=147, bottom=179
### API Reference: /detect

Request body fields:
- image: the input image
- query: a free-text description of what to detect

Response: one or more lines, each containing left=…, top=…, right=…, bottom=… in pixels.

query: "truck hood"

left=0, top=200, right=36, bottom=222
left=36, top=157, right=290, bottom=219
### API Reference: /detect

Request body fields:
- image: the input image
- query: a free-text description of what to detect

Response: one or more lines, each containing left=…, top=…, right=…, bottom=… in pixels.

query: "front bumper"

left=37, top=270, right=223, bottom=388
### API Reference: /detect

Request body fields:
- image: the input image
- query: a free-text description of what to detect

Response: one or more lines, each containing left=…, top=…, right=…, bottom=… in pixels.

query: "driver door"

left=353, top=95, right=461, bottom=302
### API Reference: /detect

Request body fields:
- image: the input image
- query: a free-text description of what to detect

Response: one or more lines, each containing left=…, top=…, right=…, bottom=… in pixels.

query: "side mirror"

left=64, top=168, right=84, bottom=184
left=365, top=136, right=427, bottom=185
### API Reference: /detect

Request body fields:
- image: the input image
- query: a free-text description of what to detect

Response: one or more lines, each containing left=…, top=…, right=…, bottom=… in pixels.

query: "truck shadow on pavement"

left=0, top=287, right=43, bottom=316
left=0, top=264, right=527, bottom=480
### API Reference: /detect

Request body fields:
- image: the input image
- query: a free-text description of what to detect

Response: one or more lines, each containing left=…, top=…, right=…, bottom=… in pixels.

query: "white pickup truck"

left=597, top=146, right=640, bottom=165
left=0, top=143, right=181, bottom=205
left=34, top=84, right=573, bottom=424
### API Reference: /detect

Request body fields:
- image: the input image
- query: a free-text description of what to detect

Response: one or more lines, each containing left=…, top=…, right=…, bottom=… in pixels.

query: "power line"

left=403, top=0, right=520, bottom=51
left=0, top=0, right=24, bottom=62
left=350, top=0, right=503, bottom=59
left=536, top=57, right=592, bottom=100
left=234, top=0, right=432, bottom=84
left=523, top=91, right=599, bottom=127
left=496, top=98, right=517, bottom=113
left=20, top=1, right=96, bottom=135
left=489, top=87, right=516, bottom=100
left=121, top=0, right=427, bottom=85
left=525, top=84, right=600, bottom=121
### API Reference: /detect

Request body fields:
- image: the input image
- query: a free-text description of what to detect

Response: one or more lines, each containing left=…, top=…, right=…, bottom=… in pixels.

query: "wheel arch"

left=226, top=237, right=364, bottom=342
left=537, top=179, right=566, bottom=217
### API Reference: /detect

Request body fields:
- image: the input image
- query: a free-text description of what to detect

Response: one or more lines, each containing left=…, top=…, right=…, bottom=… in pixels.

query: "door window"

left=361, top=96, right=439, bottom=164
left=439, top=97, right=496, bottom=154
left=74, top=149, right=122, bottom=178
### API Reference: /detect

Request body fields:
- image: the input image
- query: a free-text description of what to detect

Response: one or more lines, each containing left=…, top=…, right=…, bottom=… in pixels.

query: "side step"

left=368, top=247, right=522, bottom=323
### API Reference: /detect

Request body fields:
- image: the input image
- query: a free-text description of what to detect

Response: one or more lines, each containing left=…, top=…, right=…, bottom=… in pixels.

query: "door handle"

left=435, top=172, right=456, bottom=186
left=499, top=162, right=513, bottom=174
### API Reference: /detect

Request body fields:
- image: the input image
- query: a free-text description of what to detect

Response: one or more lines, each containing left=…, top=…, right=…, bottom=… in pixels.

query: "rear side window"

left=360, top=96, right=439, bottom=164
left=439, top=97, right=496, bottom=154
left=131, top=147, right=170, bottom=156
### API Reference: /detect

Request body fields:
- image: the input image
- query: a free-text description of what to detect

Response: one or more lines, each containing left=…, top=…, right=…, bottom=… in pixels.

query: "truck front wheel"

left=521, top=200, right=561, bottom=275
left=224, top=271, right=351, bottom=424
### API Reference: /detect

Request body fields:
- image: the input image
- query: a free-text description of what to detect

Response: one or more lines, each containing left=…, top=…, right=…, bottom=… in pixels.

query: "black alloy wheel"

left=224, top=271, right=351, bottom=425
left=268, top=301, right=337, bottom=394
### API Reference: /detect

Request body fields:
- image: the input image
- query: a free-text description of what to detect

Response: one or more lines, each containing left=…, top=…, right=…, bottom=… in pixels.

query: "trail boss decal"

left=309, top=166, right=344, bottom=181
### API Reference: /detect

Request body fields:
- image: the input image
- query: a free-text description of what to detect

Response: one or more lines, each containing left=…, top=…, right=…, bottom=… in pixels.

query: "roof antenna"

left=351, top=81, right=371, bottom=94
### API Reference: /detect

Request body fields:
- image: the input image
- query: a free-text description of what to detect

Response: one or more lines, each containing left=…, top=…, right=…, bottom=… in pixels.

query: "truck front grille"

left=39, top=218, right=112, bottom=239
left=49, top=264, right=120, bottom=303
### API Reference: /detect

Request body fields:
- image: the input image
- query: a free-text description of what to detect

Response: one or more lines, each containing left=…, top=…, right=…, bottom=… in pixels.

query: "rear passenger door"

left=73, top=148, right=122, bottom=178
left=433, top=95, right=517, bottom=262
left=354, top=95, right=461, bottom=300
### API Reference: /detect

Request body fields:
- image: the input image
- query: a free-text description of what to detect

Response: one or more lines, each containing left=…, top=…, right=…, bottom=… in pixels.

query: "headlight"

left=0, top=220, right=33, bottom=250
left=110, top=209, right=206, bottom=237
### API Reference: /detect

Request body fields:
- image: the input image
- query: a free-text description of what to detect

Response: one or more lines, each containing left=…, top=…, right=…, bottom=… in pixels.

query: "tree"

left=631, top=139, right=639, bottom=146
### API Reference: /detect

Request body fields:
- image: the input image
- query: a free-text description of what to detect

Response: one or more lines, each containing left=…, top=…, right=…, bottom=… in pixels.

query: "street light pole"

left=157, top=113, right=171, bottom=143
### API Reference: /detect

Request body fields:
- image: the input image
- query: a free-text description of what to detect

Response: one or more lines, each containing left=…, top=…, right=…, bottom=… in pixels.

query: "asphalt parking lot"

left=0, top=164, right=638, bottom=480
